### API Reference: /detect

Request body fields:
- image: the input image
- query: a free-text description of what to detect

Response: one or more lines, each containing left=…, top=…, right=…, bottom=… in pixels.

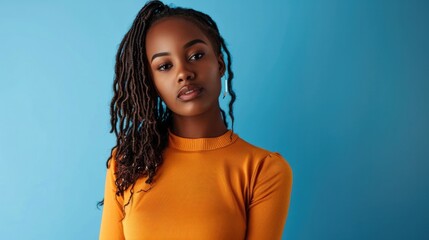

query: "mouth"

left=177, top=86, right=203, bottom=101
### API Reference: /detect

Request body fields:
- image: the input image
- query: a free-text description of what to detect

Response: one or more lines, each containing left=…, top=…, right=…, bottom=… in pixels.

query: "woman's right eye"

left=157, top=63, right=172, bottom=71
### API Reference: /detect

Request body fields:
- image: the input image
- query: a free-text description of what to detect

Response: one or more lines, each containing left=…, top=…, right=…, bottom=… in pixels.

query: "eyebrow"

left=150, top=39, right=207, bottom=63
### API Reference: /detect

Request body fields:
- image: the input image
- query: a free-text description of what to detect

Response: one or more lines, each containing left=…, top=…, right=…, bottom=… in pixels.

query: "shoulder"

left=259, top=152, right=293, bottom=181
left=106, top=146, right=121, bottom=174
left=253, top=151, right=292, bottom=180
left=235, top=135, right=291, bottom=163
left=249, top=152, right=293, bottom=201
left=234, top=135, right=293, bottom=178
left=233, top=135, right=272, bottom=156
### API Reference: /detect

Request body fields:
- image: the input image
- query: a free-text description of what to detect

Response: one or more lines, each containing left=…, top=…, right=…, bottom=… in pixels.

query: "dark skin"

left=146, top=17, right=227, bottom=138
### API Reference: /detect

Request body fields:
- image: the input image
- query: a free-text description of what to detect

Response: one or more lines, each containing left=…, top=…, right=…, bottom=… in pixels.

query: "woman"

left=98, top=1, right=293, bottom=239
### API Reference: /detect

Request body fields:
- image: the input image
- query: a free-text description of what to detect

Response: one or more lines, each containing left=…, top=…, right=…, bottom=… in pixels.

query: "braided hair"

left=97, top=0, right=237, bottom=217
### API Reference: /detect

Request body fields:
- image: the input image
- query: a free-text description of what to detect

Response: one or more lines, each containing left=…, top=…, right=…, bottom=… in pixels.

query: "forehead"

left=145, top=17, right=211, bottom=55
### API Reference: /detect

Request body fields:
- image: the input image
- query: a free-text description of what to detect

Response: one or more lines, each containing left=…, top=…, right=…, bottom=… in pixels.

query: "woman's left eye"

left=189, top=52, right=205, bottom=61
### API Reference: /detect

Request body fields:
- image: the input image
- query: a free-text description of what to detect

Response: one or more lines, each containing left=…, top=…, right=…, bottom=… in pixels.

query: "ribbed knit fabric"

left=99, top=129, right=293, bottom=240
left=167, top=129, right=238, bottom=151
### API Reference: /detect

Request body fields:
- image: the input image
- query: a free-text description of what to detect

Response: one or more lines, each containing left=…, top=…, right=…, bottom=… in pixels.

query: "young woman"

left=98, top=1, right=293, bottom=239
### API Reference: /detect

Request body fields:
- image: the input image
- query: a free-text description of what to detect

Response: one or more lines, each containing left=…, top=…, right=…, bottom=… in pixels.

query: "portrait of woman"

left=97, top=0, right=293, bottom=239
left=2, top=0, right=428, bottom=239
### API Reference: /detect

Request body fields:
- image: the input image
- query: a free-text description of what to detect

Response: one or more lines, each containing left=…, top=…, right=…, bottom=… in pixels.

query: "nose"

left=176, top=63, right=195, bottom=83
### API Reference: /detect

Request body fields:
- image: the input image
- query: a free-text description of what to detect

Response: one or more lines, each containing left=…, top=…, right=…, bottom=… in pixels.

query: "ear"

left=217, top=53, right=226, bottom=77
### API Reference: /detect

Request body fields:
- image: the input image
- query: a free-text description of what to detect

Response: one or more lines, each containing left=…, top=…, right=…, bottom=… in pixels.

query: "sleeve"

left=99, top=148, right=126, bottom=240
left=245, top=152, right=293, bottom=240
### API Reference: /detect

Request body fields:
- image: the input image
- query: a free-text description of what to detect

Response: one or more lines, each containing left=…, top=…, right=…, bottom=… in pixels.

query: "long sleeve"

left=99, top=148, right=125, bottom=240
left=245, top=152, right=293, bottom=240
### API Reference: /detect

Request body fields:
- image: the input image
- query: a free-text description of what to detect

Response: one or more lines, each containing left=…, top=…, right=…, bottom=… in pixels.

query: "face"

left=145, top=16, right=225, bottom=118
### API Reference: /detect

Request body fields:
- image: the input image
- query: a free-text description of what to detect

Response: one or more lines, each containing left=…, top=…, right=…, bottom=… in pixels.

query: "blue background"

left=1, top=0, right=428, bottom=239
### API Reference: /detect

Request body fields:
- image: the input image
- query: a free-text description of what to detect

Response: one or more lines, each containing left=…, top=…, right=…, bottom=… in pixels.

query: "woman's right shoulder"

left=106, top=146, right=120, bottom=170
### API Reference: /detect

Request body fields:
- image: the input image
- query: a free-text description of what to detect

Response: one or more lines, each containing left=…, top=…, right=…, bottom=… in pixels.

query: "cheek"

left=152, top=79, right=166, bottom=98
left=207, top=66, right=222, bottom=90
left=153, top=79, right=175, bottom=102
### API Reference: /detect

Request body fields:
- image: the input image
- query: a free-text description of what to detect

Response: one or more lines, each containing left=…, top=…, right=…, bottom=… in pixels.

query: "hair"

left=96, top=0, right=237, bottom=218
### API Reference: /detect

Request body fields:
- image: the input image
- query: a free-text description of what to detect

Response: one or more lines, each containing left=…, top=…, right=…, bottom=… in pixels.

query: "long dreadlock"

left=97, top=0, right=237, bottom=218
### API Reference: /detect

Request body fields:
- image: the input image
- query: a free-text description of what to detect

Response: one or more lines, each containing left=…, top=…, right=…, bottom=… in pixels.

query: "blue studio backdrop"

left=0, top=0, right=428, bottom=239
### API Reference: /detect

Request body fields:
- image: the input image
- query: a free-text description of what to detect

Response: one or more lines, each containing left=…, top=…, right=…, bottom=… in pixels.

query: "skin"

left=146, top=16, right=228, bottom=139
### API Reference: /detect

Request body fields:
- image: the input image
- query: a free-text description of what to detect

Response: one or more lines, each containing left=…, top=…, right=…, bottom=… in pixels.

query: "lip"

left=177, top=84, right=203, bottom=98
left=177, top=86, right=203, bottom=102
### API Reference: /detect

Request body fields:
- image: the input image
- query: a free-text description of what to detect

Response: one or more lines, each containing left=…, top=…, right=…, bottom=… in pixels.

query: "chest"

left=121, top=156, right=250, bottom=239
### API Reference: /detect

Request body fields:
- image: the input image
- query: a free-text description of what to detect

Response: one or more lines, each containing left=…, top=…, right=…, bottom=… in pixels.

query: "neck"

left=171, top=103, right=228, bottom=139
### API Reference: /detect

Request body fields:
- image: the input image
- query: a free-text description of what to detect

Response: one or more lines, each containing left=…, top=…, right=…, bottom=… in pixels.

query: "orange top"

left=99, top=129, right=293, bottom=240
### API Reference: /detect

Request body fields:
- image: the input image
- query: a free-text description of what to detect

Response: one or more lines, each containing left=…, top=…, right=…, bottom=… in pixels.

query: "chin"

left=174, top=108, right=207, bottom=117
left=173, top=102, right=215, bottom=117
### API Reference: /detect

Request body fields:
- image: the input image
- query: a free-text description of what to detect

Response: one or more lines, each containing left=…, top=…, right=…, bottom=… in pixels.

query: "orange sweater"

left=99, top=129, right=293, bottom=240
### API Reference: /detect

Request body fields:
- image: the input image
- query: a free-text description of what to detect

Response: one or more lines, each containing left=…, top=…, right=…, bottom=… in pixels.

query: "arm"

left=245, top=152, right=293, bottom=240
left=99, top=148, right=126, bottom=240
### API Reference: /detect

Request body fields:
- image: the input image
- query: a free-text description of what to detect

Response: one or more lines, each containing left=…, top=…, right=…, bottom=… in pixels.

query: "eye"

left=189, top=52, right=205, bottom=61
left=157, top=63, right=172, bottom=71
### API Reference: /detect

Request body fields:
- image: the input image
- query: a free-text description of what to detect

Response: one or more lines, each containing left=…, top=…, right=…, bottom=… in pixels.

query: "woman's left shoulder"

left=262, top=151, right=293, bottom=176
left=236, top=136, right=292, bottom=174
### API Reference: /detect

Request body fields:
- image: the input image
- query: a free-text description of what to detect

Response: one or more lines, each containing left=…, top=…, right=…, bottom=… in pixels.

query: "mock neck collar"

left=167, top=129, right=239, bottom=151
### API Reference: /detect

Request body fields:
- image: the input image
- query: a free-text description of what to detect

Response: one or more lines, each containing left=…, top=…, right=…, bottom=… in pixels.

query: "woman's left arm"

left=245, top=152, right=293, bottom=240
